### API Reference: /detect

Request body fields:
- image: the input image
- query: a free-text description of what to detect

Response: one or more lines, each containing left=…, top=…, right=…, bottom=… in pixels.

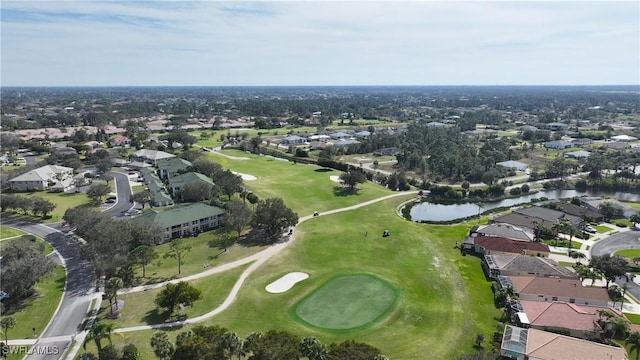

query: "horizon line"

left=2, top=84, right=640, bottom=88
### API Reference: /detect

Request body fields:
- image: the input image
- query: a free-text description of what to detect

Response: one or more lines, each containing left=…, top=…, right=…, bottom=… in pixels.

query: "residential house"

left=308, top=134, right=330, bottom=142
left=544, top=140, right=573, bottom=150
left=354, top=130, right=371, bottom=139
left=309, top=141, right=330, bottom=150
left=545, top=201, right=603, bottom=222
left=519, top=125, right=538, bottom=133
left=463, top=236, right=550, bottom=257
left=516, top=300, right=624, bottom=339
left=496, top=160, right=528, bottom=172
left=109, top=135, right=131, bottom=147
left=491, top=213, right=551, bottom=234
left=571, top=138, right=593, bottom=146
left=330, top=131, right=351, bottom=140
left=280, top=135, right=307, bottom=145
left=133, top=203, right=226, bottom=241
left=498, top=276, right=610, bottom=306
left=611, top=134, right=638, bottom=142
left=483, top=255, right=577, bottom=280
left=581, top=197, right=636, bottom=219
left=156, top=157, right=192, bottom=180
left=332, top=139, right=361, bottom=148
left=9, top=165, right=74, bottom=192
left=544, top=122, right=568, bottom=131
left=564, top=150, right=591, bottom=159
left=168, top=172, right=214, bottom=195
left=470, top=223, right=535, bottom=242
left=500, top=325, right=628, bottom=360
left=425, top=121, right=446, bottom=128
left=139, top=167, right=173, bottom=207
left=373, top=147, right=400, bottom=156
left=513, top=206, right=582, bottom=227
left=602, top=141, right=631, bottom=150
left=132, top=149, right=175, bottom=166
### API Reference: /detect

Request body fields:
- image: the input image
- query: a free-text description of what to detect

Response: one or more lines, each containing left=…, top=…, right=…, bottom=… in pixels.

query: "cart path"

left=114, top=190, right=417, bottom=333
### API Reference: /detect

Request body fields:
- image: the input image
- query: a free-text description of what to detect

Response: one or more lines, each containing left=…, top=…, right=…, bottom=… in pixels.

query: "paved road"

left=1, top=218, right=95, bottom=360
left=590, top=230, right=640, bottom=305
left=104, top=171, right=134, bottom=218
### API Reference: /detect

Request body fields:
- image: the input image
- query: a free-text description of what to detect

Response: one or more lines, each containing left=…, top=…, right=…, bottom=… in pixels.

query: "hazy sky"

left=2, top=1, right=639, bottom=86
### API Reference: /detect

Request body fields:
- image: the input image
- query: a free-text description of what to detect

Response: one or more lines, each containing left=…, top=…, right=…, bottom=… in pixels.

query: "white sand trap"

left=232, top=171, right=257, bottom=181
left=329, top=175, right=342, bottom=183
left=266, top=272, right=309, bottom=293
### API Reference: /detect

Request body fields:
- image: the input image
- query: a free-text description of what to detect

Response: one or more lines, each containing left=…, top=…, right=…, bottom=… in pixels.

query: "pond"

left=409, top=190, right=640, bottom=222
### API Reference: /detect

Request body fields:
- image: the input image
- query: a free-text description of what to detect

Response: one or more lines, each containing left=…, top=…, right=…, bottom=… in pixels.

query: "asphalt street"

left=1, top=218, right=95, bottom=360
left=104, top=171, right=134, bottom=218
left=591, top=231, right=640, bottom=306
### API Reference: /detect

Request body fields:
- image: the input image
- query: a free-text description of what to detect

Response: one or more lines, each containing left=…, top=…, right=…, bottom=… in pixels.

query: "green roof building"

left=168, top=172, right=214, bottom=194
left=157, top=157, right=192, bottom=180
left=133, top=203, right=225, bottom=241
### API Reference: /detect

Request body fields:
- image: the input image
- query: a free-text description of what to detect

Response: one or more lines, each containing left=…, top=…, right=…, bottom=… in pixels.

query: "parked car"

left=105, top=199, right=116, bottom=204
left=583, top=225, right=597, bottom=234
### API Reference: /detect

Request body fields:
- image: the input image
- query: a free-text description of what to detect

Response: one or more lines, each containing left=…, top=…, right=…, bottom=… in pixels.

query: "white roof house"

left=133, top=149, right=175, bottom=165
left=9, top=165, right=74, bottom=192
left=496, top=160, right=528, bottom=172
left=611, top=134, right=638, bottom=142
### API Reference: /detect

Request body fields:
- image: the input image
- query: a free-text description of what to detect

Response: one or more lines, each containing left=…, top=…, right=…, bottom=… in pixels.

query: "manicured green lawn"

left=594, top=224, right=615, bottom=233
left=99, top=264, right=249, bottom=328
left=10, top=191, right=95, bottom=223
left=136, top=229, right=267, bottom=284
left=543, top=239, right=583, bottom=249
left=624, top=202, right=640, bottom=211
left=615, top=249, right=640, bottom=259
left=4, top=265, right=65, bottom=340
left=625, top=312, right=640, bottom=325
left=0, top=225, right=26, bottom=240
left=200, top=196, right=499, bottom=358
left=294, top=274, right=398, bottom=330
left=206, top=149, right=395, bottom=215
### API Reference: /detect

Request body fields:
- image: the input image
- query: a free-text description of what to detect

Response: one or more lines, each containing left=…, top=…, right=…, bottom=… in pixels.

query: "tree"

left=300, top=337, right=328, bottom=360
left=599, top=201, right=622, bottom=222
left=226, top=201, right=252, bottom=239
left=150, top=332, right=175, bottom=360
left=627, top=331, right=640, bottom=360
left=251, top=197, right=299, bottom=242
left=98, top=345, right=120, bottom=360
left=131, top=190, right=152, bottom=208
left=31, top=196, right=56, bottom=218
left=245, top=330, right=301, bottom=360
left=87, top=322, right=113, bottom=353
left=590, top=255, right=628, bottom=289
left=164, top=238, right=192, bottom=275
left=0, top=317, right=15, bottom=344
left=1, top=239, right=54, bottom=300
left=631, top=214, right=640, bottom=226
left=220, top=331, right=243, bottom=360
left=179, top=182, right=213, bottom=202
left=192, top=159, right=223, bottom=179
left=104, top=277, right=124, bottom=315
left=172, top=326, right=228, bottom=360
left=155, top=281, right=202, bottom=315
left=216, top=170, right=243, bottom=200
left=327, top=340, right=384, bottom=360
left=474, top=334, right=485, bottom=349
left=338, top=170, right=367, bottom=190
left=121, top=344, right=139, bottom=360
left=129, top=245, right=158, bottom=278
left=246, top=193, right=259, bottom=209
left=87, top=184, right=111, bottom=205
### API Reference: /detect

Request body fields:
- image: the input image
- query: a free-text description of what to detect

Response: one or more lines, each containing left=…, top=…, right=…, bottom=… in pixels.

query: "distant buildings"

left=9, top=165, right=74, bottom=192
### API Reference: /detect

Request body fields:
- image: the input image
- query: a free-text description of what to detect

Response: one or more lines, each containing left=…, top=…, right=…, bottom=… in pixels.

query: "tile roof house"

left=133, top=203, right=225, bottom=241
left=464, top=236, right=550, bottom=257
left=471, top=223, right=535, bottom=242
left=498, top=276, right=611, bottom=306
left=500, top=325, right=628, bottom=360
left=516, top=300, right=624, bottom=339
left=546, top=201, right=603, bottom=222
left=482, top=254, right=577, bottom=280
left=544, top=140, right=573, bottom=149
left=602, top=141, right=631, bottom=150
left=109, top=135, right=131, bottom=147
left=280, top=135, right=307, bottom=145
left=9, top=165, right=74, bottom=192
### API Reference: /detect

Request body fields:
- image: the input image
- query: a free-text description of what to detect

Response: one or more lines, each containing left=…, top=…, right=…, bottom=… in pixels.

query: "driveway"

left=0, top=218, right=95, bottom=360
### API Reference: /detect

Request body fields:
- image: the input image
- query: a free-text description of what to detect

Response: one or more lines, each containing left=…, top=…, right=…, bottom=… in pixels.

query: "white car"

left=583, top=225, right=597, bottom=234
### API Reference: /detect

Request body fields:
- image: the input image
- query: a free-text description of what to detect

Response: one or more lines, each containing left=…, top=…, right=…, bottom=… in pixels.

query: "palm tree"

left=610, top=316, right=629, bottom=340
left=105, top=277, right=124, bottom=315
left=532, top=220, right=545, bottom=242
left=627, top=331, right=640, bottom=360
left=0, top=317, right=16, bottom=344
left=87, top=322, right=113, bottom=353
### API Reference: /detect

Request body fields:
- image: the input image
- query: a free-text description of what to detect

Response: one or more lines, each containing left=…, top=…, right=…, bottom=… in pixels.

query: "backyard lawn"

left=17, top=191, right=95, bottom=223
left=594, top=224, right=615, bottom=233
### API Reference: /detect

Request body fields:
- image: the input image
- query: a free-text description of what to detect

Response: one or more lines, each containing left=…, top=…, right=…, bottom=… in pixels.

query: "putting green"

left=294, top=274, right=398, bottom=330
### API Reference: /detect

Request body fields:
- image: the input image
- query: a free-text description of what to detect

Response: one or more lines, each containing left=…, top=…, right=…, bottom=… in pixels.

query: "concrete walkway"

left=113, top=191, right=418, bottom=333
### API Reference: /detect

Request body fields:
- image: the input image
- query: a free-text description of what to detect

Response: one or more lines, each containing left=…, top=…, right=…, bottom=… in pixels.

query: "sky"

left=1, top=1, right=639, bottom=87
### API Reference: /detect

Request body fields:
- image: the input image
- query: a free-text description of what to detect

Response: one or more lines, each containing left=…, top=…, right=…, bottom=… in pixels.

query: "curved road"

left=0, top=218, right=95, bottom=360
left=591, top=230, right=640, bottom=301
left=104, top=171, right=134, bottom=217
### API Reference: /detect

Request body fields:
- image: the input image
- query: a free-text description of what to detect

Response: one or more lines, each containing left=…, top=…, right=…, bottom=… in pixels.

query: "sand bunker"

left=266, top=272, right=309, bottom=293
left=232, top=171, right=257, bottom=181
left=329, top=175, right=342, bottom=183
